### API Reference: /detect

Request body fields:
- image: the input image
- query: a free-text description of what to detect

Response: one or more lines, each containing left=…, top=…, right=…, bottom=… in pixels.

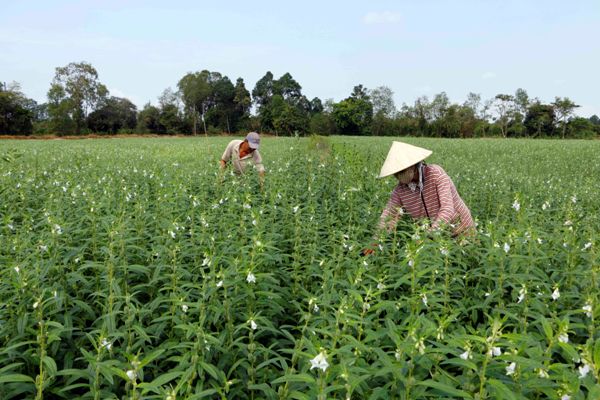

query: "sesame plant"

left=0, top=137, right=598, bottom=399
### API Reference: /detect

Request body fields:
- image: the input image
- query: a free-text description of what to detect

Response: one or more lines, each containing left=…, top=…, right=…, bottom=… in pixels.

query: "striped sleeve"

left=377, top=187, right=404, bottom=232
left=431, top=167, right=455, bottom=229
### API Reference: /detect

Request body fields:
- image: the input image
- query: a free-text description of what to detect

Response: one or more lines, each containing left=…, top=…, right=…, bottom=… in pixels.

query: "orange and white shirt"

left=378, top=164, right=474, bottom=236
left=221, top=140, right=265, bottom=174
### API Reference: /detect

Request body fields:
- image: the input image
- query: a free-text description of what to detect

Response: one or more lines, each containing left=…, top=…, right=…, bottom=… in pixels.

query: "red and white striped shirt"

left=378, top=164, right=474, bottom=236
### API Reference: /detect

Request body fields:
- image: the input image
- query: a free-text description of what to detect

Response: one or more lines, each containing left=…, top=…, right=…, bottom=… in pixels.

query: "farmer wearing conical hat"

left=220, top=132, right=266, bottom=183
left=365, top=141, right=474, bottom=254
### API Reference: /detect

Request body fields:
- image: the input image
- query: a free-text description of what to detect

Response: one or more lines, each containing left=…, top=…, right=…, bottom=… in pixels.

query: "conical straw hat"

left=378, top=141, right=432, bottom=178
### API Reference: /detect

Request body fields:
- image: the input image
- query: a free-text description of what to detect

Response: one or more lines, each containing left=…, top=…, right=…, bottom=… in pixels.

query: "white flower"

left=202, top=257, right=211, bottom=266
left=216, top=280, right=223, bottom=288
left=537, top=238, right=543, bottom=244
left=415, top=338, right=426, bottom=355
left=246, top=273, right=256, bottom=283
left=538, top=368, right=549, bottom=378
left=551, top=287, right=560, bottom=301
left=421, top=293, right=428, bottom=307
left=564, top=220, right=572, bottom=226
left=503, top=243, right=510, bottom=253
left=8, top=223, right=14, bottom=230
left=440, top=247, right=449, bottom=257
left=39, top=245, right=48, bottom=252
left=313, top=304, right=319, bottom=312
left=309, top=351, right=329, bottom=372
left=395, top=349, right=402, bottom=361
left=169, top=230, right=176, bottom=239
left=512, top=200, right=520, bottom=212
left=126, top=369, right=137, bottom=381
left=485, top=292, right=490, bottom=297
left=558, top=333, right=569, bottom=343
left=506, top=362, right=516, bottom=376
left=377, top=282, right=385, bottom=290
left=243, top=203, right=251, bottom=209
left=517, top=286, right=527, bottom=303
left=487, top=346, right=502, bottom=357
left=293, top=205, right=299, bottom=213
left=459, top=350, right=472, bottom=360
left=14, top=266, right=20, bottom=274
left=33, top=301, right=40, bottom=309
left=582, top=242, right=592, bottom=251
left=101, top=338, right=112, bottom=350
left=578, top=363, right=591, bottom=379
left=571, top=195, right=577, bottom=204
left=583, top=303, right=593, bottom=318
left=542, top=201, right=550, bottom=210
left=561, top=395, right=571, bottom=400
left=181, top=304, right=189, bottom=313
left=250, top=319, right=257, bottom=330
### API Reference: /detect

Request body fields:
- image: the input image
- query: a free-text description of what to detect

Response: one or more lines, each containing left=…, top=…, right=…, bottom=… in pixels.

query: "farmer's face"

left=240, top=140, right=255, bottom=155
left=395, top=166, right=416, bottom=184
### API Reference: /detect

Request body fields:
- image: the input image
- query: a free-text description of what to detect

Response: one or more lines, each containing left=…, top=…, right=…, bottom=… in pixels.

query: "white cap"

left=378, top=141, right=432, bottom=178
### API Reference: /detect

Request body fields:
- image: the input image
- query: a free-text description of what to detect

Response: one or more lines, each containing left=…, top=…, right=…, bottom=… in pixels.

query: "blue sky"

left=1, top=0, right=599, bottom=117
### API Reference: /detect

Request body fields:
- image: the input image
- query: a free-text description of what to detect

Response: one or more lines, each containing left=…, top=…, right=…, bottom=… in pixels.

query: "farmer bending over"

left=364, top=141, right=474, bottom=255
left=220, top=132, right=265, bottom=185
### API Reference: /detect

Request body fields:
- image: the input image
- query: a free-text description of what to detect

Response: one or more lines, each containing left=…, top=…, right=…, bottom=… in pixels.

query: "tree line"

left=1, top=61, right=599, bottom=138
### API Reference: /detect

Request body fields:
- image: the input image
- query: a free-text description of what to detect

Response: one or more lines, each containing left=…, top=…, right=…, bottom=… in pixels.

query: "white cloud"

left=482, top=72, right=497, bottom=80
left=363, top=11, right=402, bottom=25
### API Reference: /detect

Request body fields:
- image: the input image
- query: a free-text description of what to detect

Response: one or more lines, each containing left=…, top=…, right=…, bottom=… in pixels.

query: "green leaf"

left=139, top=371, right=183, bottom=393
left=42, top=356, right=58, bottom=377
left=487, top=378, right=517, bottom=400
left=271, top=373, right=316, bottom=385
left=540, top=317, right=553, bottom=342
left=416, top=379, right=473, bottom=399
left=0, top=374, right=35, bottom=384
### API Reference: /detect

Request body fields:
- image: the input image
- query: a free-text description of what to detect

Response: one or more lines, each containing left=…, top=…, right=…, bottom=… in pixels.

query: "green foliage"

left=87, top=97, right=137, bottom=134
left=48, top=62, right=108, bottom=135
left=0, top=137, right=598, bottom=399
left=0, top=91, right=33, bottom=135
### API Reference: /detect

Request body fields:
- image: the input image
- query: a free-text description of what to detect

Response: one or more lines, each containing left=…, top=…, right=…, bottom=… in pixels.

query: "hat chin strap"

left=417, top=162, right=430, bottom=219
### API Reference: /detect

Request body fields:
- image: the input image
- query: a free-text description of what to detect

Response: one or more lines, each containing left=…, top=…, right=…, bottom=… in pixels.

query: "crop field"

left=0, top=136, right=599, bottom=400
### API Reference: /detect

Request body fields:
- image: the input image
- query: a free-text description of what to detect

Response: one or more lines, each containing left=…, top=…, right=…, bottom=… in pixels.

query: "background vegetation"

left=2, top=62, right=599, bottom=138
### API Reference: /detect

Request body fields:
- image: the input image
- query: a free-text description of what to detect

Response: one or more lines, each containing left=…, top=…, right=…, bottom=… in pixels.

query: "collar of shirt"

left=236, top=143, right=253, bottom=160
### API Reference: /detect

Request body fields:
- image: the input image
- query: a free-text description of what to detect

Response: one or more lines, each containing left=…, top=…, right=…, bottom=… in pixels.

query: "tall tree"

left=233, top=78, right=251, bottom=130
left=87, top=96, right=137, bottom=134
left=309, top=97, right=324, bottom=115
left=524, top=102, right=555, bottom=137
left=332, top=85, right=373, bottom=135
left=552, top=97, right=579, bottom=139
left=273, top=72, right=302, bottom=100
left=177, top=70, right=217, bottom=135
left=514, top=88, right=529, bottom=118
left=493, top=94, right=515, bottom=138
left=48, top=62, right=107, bottom=134
left=370, top=86, right=396, bottom=118
left=137, top=103, right=161, bottom=133
left=0, top=82, right=33, bottom=135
